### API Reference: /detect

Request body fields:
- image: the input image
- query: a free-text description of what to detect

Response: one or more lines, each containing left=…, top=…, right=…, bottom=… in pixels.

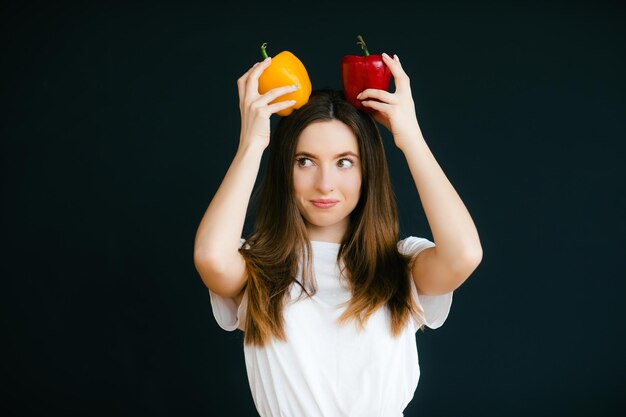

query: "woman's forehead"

left=296, top=120, right=359, bottom=155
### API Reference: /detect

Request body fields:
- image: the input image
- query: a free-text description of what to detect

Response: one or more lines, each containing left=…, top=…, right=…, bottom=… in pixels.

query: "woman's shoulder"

left=239, top=237, right=251, bottom=250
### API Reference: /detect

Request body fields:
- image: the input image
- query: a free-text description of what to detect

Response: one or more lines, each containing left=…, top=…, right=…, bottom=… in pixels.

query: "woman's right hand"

left=237, top=57, right=300, bottom=150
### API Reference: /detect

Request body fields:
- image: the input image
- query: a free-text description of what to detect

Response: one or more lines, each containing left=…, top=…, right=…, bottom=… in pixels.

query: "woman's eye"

left=338, top=158, right=354, bottom=168
left=296, top=157, right=312, bottom=167
left=296, top=157, right=354, bottom=168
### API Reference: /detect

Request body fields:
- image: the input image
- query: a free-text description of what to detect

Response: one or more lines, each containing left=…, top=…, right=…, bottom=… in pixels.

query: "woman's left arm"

left=358, top=53, right=482, bottom=293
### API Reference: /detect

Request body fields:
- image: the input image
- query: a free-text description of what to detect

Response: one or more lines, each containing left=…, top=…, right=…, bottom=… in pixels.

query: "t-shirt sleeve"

left=398, top=236, right=454, bottom=331
left=207, top=238, right=249, bottom=332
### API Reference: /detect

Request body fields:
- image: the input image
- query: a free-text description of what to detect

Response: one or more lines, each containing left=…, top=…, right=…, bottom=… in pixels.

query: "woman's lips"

left=311, top=200, right=338, bottom=209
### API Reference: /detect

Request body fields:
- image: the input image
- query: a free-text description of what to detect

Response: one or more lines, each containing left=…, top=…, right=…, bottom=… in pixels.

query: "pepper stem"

left=356, top=35, right=370, bottom=57
left=261, top=43, right=269, bottom=60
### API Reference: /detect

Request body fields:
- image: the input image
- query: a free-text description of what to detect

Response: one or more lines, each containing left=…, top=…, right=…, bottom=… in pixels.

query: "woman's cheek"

left=346, top=173, right=362, bottom=196
left=292, top=170, right=305, bottom=193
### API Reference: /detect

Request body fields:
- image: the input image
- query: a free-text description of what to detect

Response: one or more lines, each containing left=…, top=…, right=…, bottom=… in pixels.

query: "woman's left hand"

left=357, top=53, right=422, bottom=150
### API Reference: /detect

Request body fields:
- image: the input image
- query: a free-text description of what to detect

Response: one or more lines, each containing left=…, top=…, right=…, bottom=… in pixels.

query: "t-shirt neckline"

left=310, top=240, right=341, bottom=247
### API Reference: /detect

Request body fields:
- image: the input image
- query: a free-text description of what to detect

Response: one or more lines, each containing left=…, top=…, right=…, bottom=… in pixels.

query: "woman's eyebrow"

left=294, top=151, right=360, bottom=159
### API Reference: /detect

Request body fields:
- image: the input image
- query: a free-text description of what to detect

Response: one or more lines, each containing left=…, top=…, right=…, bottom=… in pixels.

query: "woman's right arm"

left=193, top=144, right=263, bottom=299
left=193, top=57, right=299, bottom=299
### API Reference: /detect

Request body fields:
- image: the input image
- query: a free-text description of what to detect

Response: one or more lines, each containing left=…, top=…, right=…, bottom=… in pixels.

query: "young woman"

left=194, top=53, right=482, bottom=416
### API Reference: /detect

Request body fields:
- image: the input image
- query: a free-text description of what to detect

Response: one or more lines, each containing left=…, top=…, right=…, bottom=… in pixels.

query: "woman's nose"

left=315, top=165, right=336, bottom=193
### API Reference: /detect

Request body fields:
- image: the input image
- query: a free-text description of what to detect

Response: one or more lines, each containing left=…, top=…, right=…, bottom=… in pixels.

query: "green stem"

left=261, top=43, right=269, bottom=59
left=356, top=35, right=369, bottom=57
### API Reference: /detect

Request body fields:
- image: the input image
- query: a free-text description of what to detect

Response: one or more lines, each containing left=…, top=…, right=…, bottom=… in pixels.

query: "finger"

left=257, top=84, right=300, bottom=106
left=237, top=61, right=263, bottom=99
left=238, top=59, right=265, bottom=86
left=267, top=99, right=296, bottom=114
left=361, top=99, right=389, bottom=114
left=245, top=57, right=272, bottom=96
left=382, top=52, right=410, bottom=90
left=357, top=88, right=395, bottom=104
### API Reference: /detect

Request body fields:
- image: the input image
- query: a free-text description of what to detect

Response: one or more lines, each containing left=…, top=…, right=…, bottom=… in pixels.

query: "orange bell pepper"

left=257, top=43, right=312, bottom=116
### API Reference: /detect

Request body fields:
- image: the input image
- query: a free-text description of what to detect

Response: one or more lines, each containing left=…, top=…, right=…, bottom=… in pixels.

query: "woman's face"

left=293, top=119, right=362, bottom=243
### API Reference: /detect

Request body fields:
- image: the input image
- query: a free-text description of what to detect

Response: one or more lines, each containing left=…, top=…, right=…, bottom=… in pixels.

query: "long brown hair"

left=239, top=89, right=425, bottom=346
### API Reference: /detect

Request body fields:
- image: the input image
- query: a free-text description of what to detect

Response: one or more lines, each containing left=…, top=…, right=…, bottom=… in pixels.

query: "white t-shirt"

left=209, top=236, right=453, bottom=417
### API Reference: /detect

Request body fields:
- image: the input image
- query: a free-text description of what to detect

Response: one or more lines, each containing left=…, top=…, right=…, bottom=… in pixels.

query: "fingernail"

left=263, top=57, right=271, bottom=62
left=253, top=62, right=259, bottom=67
left=394, top=54, right=399, bottom=62
left=382, top=52, right=390, bottom=59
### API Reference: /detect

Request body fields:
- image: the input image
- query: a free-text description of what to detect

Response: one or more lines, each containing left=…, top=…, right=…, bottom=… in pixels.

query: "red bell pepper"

left=340, top=35, right=392, bottom=113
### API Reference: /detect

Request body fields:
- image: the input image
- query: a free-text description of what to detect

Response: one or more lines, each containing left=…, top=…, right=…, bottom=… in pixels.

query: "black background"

left=2, top=0, right=625, bottom=416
